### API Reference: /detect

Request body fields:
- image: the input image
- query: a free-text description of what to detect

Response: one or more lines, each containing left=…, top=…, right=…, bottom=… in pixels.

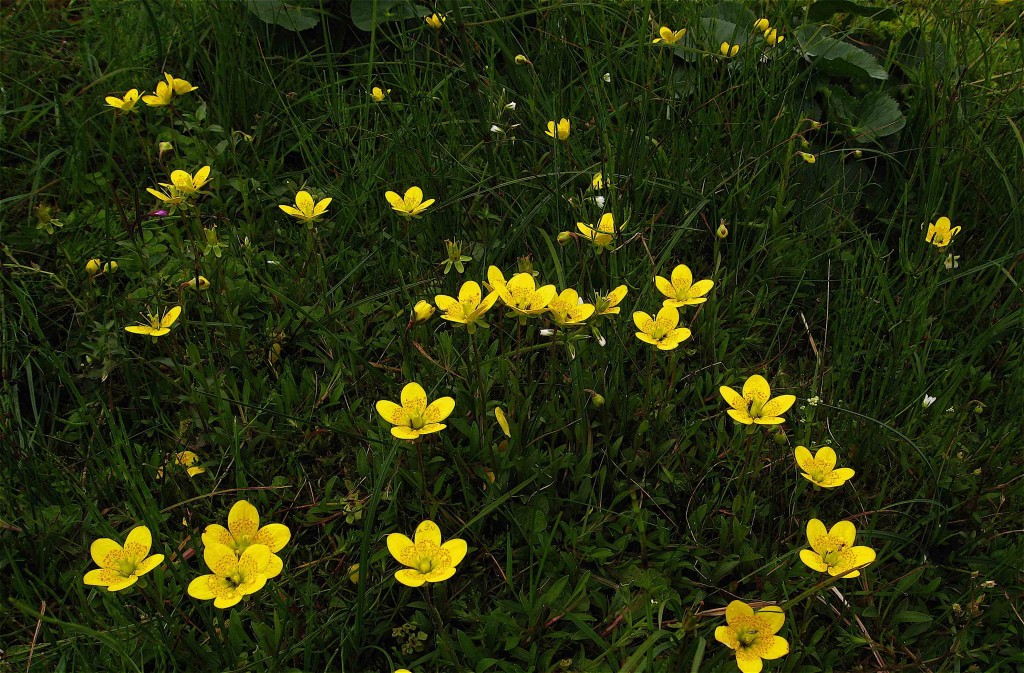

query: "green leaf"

left=849, top=91, right=905, bottom=141
left=796, top=25, right=889, bottom=80
left=246, top=0, right=320, bottom=32
left=807, top=0, right=899, bottom=23
left=350, top=0, right=431, bottom=32
left=701, top=0, right=757, bottom=27
left=893, top=610, right=933, bottom=623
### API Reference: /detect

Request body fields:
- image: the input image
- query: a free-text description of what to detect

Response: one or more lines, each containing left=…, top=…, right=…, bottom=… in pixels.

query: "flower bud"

left=754, top=18, right=770, bottom=32
left=186, top=275, right=211, bottom=291
left=808, top=120, right=822, bottom=130
left=717, top=222, right=729, bottom=239
left=85, top=258, right=102, bottom=276
left=505, top=101, right=517, bottom=110
left=796, top=151, right=816, bottom=164
left=591, top=392, right=605, bottom=408
left=158, top=141, right=174, bottom=161
left=515, top=54, right=531, bottom=65
left=348, top=564, right=360, bottom=584
left=103, top=261, right=118, bottom=273
left=773, top=429, right=788, bottom=445
left=412, top=300, right=435, bottom=323
left=853, top=149, right=863, bottom=158
left=557, top=231, right=574, bottom=245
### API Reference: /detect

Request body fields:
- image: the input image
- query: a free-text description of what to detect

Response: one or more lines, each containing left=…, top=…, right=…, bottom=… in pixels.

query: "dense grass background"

left=2, top=0, right=1023, bottom=671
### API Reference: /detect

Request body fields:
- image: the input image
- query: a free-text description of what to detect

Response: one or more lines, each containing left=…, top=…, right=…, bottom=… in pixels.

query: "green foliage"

left=1, top=1, right=1023, bottom=672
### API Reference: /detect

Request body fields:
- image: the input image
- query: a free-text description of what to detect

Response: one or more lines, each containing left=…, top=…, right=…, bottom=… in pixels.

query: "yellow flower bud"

left=717, top=222, right=729, bottom=239
left=754, top=18, right=770, bottom=32
left=764, top=28, right=784, bottom=46
left=158, top=141, right=174, bottom=160
left=796, top=151, right=816, bottom=164
left=853, top=149, right=863, bottom=158
left=808, top=120, right=822, bottom=130
left=412, top=300, right=435, bottom=323
left=103, top=261, right=118, bottom=273
left=720, top=42, right=739, bottom=58
left=186, top=275, right=210, bottom=290
left=591, top=392, right=605, bottom=408
left=557, top=231, right=574, bottom=245
left=515, top=54, right=531, bottom=65
left=348, top=564, right=360, bottom=584
left=85, top=258, right=102, bottom=276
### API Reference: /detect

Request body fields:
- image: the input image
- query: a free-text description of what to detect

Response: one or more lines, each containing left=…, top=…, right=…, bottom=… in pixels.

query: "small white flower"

left=806, top=396, right=820, bottom=407
left=594, top=195, right=606, bottom=208
left=597, top=334, right=607, bottom=347
left=505, top=101, right=516, bottom=110
left=944, top=254, right=960, bottom=270
left=981, top=580, right=997, bottom=588
left=922, top=394, right=936, bottom=408
left=490, top=124, right=503, bottom=133
left=602, top=72, right=611, bottom=83
left=539, top=329, right=554, bottom=337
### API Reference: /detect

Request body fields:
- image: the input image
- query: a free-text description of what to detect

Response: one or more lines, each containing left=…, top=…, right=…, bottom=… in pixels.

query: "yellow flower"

left=720, top=42, right=740, bottom=57
left=652, top=26, right=686, bottom=44
left=495, top=407, right=511, bottom=438
left=434, top=281, right=498, bottom=334
left=125, top=306, right=182, bottom=337
left=396, top=670, right=413, bottom=673
left=103, top=261, right=118, bottom=273
left=719, top=375, right=796, bottom=425
left=385, top=186, right=435, bottom=218
left=376, top=382, right=455, bottom=440
left=84, top=526, right=164, bottom=592
left=794, top=446, right=854, bottom=488
left=371, top=86, right=390, bottom=102
left=576, top=213, right=619, bottom=253
left=514, top=54, right=532, bottom=65
left=142, top=73, right=198, bottom=107
left=655, top=264, right=714, bottom=307
left=160, top=166, right=212, bottom=196
left=105, top=89, right=140, bottom=112
left=145, top=185, right=187, bottom=211
left=594, top=285, right=628, bottom=316
left=545, top=118, right=571, bottom=141
left=633, top=306, right=691, bottom=350
left=86, top=258, right=102, bottom=276
left=926, top=216, right=961, bottom=248
left=796, top=151, right=816, bottom=164
left=280, top=190, right=332, bottom=225
left=425, top=13, right=446, bottom=29
left=488, top=266, right=557, bottom=318
left=754, top=18, right=770, bottom=32
left=591, top=172, right=605, bottom=190
left=175, top=450, right=206, bottom=477
left=202, top=500, right=291, bottom=579
left=548, top=288, right=595, bottom=327
left=764, top=28, right=784, bottom=45
left=387, top=520, right=467, bottom=587
left=411, top=300, right=436, bottom=324
left=187, top=542, right=274, bottom=608
left=714, top=601, right=789, bottom=673
left=799, top=519, right=876, bottom=578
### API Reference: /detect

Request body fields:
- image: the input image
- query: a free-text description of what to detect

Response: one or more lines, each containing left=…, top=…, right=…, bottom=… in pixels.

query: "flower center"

left=116, top=557, right=139, bottom=577
left=409, top=414, right=425, bottom=430
left=416, top=557, right=434, bottom=574
left=748, top=398, right=765, bottom=418
left=810, top=466, right=827, bottom=483
left=737, top=628, right=759, bottom=647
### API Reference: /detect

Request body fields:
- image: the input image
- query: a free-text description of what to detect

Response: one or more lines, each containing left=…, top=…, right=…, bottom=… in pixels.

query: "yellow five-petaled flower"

left=435, top=281, right=499, bottom=334
left=142, top=73, right=198, bottom=107
left=655, top=264, right=714, bottom=307
left=376, top=382, right=455, bottom=440
left=719, top=375, right=795, bottom=425
left=161, top=166, right=212, bottom=196
left=794, top=446, right=854, bottom=488
left=125, top=306, right=182, bottom=337
left=545, top=118, right=570, bottom=141
left=425, top=13, right=446, bottom=29
left=387, top=520, right=467, bottom=587
left=202, top=500, right=292, bottom=580
left=926, top=216, right=960, bottom=248
left=652, top=26, right=686, bottom=44
left=799, top=519, right=876, bottom=578
left=105, top=89, right=141, bottom=113
left=280, top=190, right=332, bottom=225
left=594, top=285, right=628, bottom=316
left=84, top=525, right=164, bottom=592
left=187, top=542, right=275, bottom=608
left=547, top=288, right=595, bottom=327
left=386, top=187, right=435, bottom=218
left=715, top=601, right=789, bottom=673
left=488, top=266, right=557, bottom=319
left=371, top=86, right=391, bottom=102
left=633, top=306, right=691, bottom=350
left=576, top=213, right=620, bottom=253
left=721, top=42, right=740, bottom=57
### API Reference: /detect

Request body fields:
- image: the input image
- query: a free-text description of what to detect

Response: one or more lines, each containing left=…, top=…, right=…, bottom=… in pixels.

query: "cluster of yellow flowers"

left=104, top=72, right=198, bottom=112
left=651, top=17, right=785, bottom=60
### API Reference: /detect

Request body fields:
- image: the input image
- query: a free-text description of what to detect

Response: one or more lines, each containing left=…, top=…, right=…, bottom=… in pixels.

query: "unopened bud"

left=591, top=392, right=605, bottom=408
left=85, top=258, right=102, bottom=276
left=809, top=120, right=822, bottom=130
left=412, top=300, right=435, bottom=323
left=186, top=275, right=210, bottom=291
left=348, top=564, right=360, bottom=584
left=717, top=222, right=729, bottom=239
left=773, top=429, right=788, bottom=445
left=158, top=141, right=174, bottom=161
left=514, top=54, right=531, bottom=65
left=853, top=149, right=863, bottom=158
left=103, top=261, right=118, bottom=273
left=557, top=231, right=573, bottom=245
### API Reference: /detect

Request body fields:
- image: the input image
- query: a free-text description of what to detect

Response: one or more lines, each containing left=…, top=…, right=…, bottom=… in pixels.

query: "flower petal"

left=228, top=500, right=261, bottom=539
left=424, top=397, right=455, bottom=423
left=458, top=281, right=482, bottom=305
left=670, top=264, right=692, bottom=291
left=391, top=426, right=420, bottom=440
left=742, top=375, right=771, bottom=405
left=654, top=276, right=676, bottom=299
left=404, top=186, right=423, bottom=208
left=279, top=204, right=304, bottom=217
left=376, top=400, right=409, bottom=426
left=106, top=575, right=139, bottom=592
left=134, top=554, right=164, bottom=576
left=726, top=409, right=754, bottom=424
left=822, top=468, right=855, bottom=487
left=806, top=519, right=828, bottom=553
left=759, top=635, right=789, bottom=660
left=160, top=306, right=182, bottom=328
left=441, top=538, right=468, bottom=566
left=719, top=386, right=746, bottom=411
left=254, top=523, right=291, bottom=552
left=655, top=305, right=680, bottom=330
left=760, top=394, right=796, bottom=418
left=689, top=279, right=714, bottom=298
left=794, top=446, right=815, bottom=472
left=414, top=520, right=442, bottom=547
left=83, top=568, right=113, bottom=586
left=755, top=606, right=785, bottom=635
left=800, top=548, right=827, bottom=572
left=423, top=566, right=456, bottom=583
left=203, top=543, right=238, bottom=575
left=714, top=625, right=738, bottom=649
left=725, top=600, right=754, bottom=625
left=123, top=526, right=152, bottom=559
left=815, top=446, right=837, bottom=471
left=193, top=165, right=211, bottom=188
left=401, top=382, right=428, bottom=415
left=385, top=191, right=405, bottom=210
left=90, top=538, right=123, bottom=568
left=295, top=191, right=314, bottom=215
left=387, top=533, right=415, bottom=564
left=395, top=569, right=427, bottom=587
left=829, top=520, right=857, bottom=548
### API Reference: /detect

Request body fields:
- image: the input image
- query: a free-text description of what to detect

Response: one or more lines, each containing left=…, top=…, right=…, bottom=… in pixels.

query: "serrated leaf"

left=247, top=0, right=320, bottom=32
left=350, top=0, right=431, bottom=32
left=807, top=0, right=899, bottom=23
left=849, top=91, right=905, bottom=141
left=796, top=25, right=889, bottom=80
